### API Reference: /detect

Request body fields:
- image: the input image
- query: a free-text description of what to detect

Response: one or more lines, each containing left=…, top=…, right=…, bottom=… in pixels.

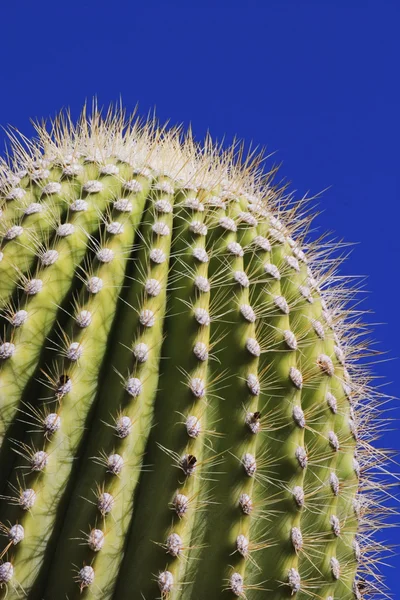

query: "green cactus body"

left=0, top=106, right=386, bottom=599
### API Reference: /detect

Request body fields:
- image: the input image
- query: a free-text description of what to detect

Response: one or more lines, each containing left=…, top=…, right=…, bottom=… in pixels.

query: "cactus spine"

left=0, top=104, right=390, bottom=599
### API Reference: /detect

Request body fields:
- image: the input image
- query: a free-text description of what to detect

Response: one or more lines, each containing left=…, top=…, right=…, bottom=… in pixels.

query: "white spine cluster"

left=78, top=565, right=95, bottom=588
left=88, top=529, right=104, bottom=551
left=0, top=562, right=13, bottom=583
left=0, top=342, right=15, bottom=360
left=11, top=310, right=28, bottom=326
left=158, top=571, right=174, bottom=594
left=8, top=524, right=24, bottom=545
left=41, top=249, right=59, bottom=266
left=70, top=198, right=88, bottom=211
left=19, top=488, right=36, bottom=510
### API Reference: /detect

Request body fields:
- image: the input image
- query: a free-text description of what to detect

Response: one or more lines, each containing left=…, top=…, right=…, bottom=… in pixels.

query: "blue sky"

left=1, top=0, right=399, bottom=595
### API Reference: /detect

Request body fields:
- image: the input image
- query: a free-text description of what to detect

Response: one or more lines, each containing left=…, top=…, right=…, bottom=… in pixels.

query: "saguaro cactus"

left=0, top=104, right=390, bottom=599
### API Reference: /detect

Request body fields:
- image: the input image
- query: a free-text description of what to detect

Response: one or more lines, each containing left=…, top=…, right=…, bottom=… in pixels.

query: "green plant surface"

left=0, top=105, right=389, bottom=600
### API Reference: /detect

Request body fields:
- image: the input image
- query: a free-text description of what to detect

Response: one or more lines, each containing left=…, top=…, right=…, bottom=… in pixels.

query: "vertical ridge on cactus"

left=0, top=102, right=393, bottom=599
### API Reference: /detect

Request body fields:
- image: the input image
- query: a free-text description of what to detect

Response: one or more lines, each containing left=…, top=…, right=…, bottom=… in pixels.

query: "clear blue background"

left=0, top=0, right=399, bottom=595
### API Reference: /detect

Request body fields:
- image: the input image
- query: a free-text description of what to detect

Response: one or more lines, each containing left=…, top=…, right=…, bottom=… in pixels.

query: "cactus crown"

left=0, top=103, right=392, bottom=599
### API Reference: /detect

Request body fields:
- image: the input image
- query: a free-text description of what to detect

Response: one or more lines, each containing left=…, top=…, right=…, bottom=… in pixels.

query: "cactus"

left=0, top=103, right=391, bottom=600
